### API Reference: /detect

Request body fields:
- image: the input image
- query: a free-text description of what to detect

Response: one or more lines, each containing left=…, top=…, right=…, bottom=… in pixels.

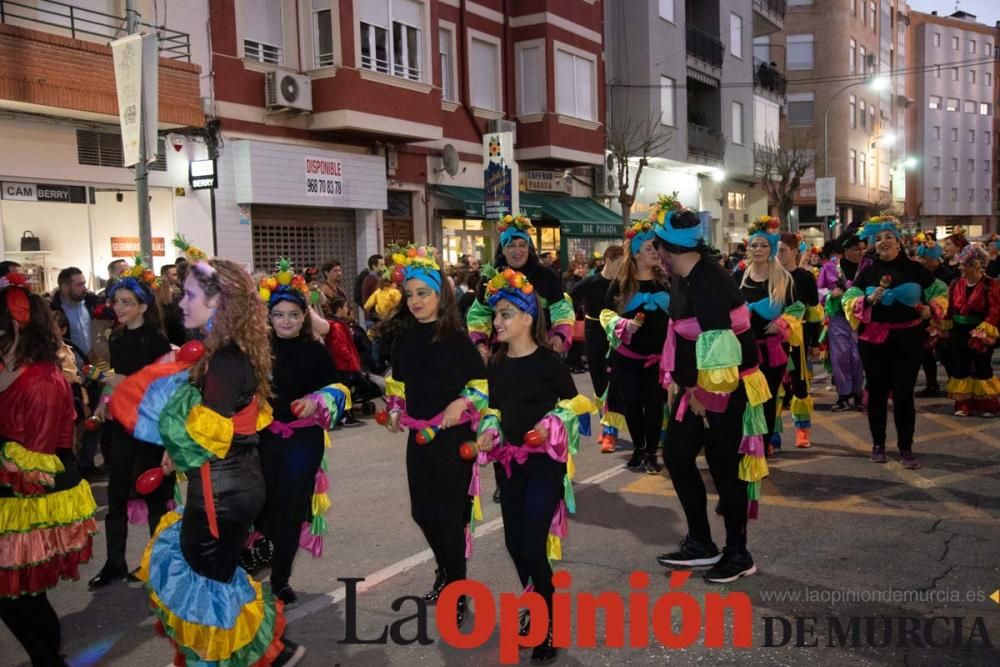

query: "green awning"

left=433, top=186, right=621, bottom=237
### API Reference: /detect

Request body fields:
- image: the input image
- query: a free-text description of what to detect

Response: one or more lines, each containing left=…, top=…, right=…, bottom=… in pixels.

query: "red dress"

left=0, top=362, right=98, bottom=598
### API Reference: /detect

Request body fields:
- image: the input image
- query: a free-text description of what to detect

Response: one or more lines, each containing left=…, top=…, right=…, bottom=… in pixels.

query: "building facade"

left=904, top=10, right=999, bottom=236
left=775, top=0, right=910, bottom=236
left=0, top=0, right=209, bottom=291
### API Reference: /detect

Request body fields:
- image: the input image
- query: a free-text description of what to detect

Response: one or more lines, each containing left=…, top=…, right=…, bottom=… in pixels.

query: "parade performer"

left=0, top=276, right=98, bottom=667
left=654, top=207, right=769, bottom=583
left=599, top=196, right=674, bottom=472
left=817, top=231, right=868, bottom=411
left=251, top=259, right=349, bottom=605
left=381, top=245, right=488, bottom=626
left=108, top=237, right=304, bottom=666
left=915, top=237, right=950, bottom=398
left=943, top=245, right=1000, bottom=417
left=940, top=226, right=969, bottom=284
left=569, top=245, right=625, bottom=452
left=474, top=270, right=593, bottom=663
left=734, top=216, right=803, bottom=455
left=843, top=216, right=948, bottom=470
left=777, top=234, right=821, bottom=448
left=88, top=258, right=173, bottom=589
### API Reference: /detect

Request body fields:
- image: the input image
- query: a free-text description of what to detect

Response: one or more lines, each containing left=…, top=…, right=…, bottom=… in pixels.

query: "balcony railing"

left=688, top=122, right=726, bottom=160
left=686, top=25, right=724, bottom=69
left=0, top=0, right=191, bottom=61
left=753, top=0, right=787, bottom=20
left=753, top=58, right=787, bottom=96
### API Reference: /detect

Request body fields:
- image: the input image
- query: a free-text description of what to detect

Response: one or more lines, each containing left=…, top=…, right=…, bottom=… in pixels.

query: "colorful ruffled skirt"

left=0, top=443, right=97, bottom=598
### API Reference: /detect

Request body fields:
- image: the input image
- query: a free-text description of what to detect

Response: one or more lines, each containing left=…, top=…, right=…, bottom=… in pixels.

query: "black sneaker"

left=342, top=413, right=364, bottom=427
left=871, top=446, right=887, bottom=463
left=626, top=449, right=645, bottom=470
left=703, top=548, right=757, bottom=583
left=492, top=488, right=502, bottom=504
left=530, top=625, right=557, bottom=664
left=274, top=584, right=298, bottom=606
left=273, top=638, right=306, bottom=667
left=915, top=386, right=943, bottom=398
left=656, top=536, right=721, bottom=568
left=643, top=459, right=662, bottom=475
left=830, top=398, right=850, bottom=413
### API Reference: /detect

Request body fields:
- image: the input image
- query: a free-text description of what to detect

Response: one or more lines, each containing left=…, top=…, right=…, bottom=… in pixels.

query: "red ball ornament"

left=458, top=442, right=478, bottom=461
left=135, top=467, right=165, bottom=495
left=523, top=429, right=545, bottom=447
left=177, top=340, right=206, bottom=363
left=375, top=409, right=390, bottom=426
left=84, top=415, right=103, bottom=432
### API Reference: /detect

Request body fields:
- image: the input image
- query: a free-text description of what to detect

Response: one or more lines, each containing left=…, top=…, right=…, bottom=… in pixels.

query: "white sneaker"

left=954, top=410, right=967, bottom=417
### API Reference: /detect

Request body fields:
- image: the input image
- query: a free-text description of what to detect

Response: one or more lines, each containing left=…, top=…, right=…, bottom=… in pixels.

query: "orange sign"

left=110, top=237, right=166, bottom=257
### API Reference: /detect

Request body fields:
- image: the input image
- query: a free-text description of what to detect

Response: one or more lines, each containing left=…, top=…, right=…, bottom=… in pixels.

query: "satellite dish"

left=441, top=144, right=460, bottom=176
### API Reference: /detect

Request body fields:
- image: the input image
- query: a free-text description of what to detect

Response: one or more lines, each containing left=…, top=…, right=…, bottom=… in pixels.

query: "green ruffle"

left=460, top=379, right=489, bottom=412
left=742, top=403, right=767, bottom=436
left=924, top=279, right=948, bottom=302
left=695, top=329, right=742, bottom=370
left=477, top=413, right=503, bottom=439
left=783, top=301, right=806, bottom=320
left=466, top=299, right=494, bottom=337
left=158, top=383, right=212, bottom=472
left=548, top=297, right=576, bottom=328
left=842, top=286, right=864, bottom=302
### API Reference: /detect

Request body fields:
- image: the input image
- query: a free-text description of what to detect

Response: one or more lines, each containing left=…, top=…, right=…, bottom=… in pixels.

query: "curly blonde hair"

left=189, top=259, right=273, bottom=399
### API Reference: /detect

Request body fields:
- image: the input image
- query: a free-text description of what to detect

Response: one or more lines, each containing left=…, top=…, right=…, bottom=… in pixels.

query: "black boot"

left=89, top=517, right=128, bottom=589
left=530, top=624, right=557, bottom=664
left=626, top=447, right=645, bottom=470
left=422, top=568, right=447, bottom=603
left=455, top=595, right=469, bottom=627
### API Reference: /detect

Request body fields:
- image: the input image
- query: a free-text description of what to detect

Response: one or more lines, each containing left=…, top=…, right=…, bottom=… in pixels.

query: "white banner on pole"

left=112, top=33, right=159, bottom=166
left=815, top=177, right=836, bottom=217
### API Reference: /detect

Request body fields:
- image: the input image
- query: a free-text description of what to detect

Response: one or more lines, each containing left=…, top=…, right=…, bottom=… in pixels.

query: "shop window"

left=76, top=130, right=166, bottom=171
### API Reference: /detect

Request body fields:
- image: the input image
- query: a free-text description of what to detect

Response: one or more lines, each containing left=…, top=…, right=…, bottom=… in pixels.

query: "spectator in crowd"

left=539, top=252, right=555, bottom=269
left=459, top=272, right=480, bottom=319
left=51, top=267, right=102, bottom=357
left=159, top=263, right=179, bottom=289
left=319, top=259, right=348, bottom=318
left=363, top=274, right=402, bottom=324
left=0, top=260, right=21, bottom=278
left=354, top=254, right=384, bottom=324
left=99, top=259, right=128, bottom=295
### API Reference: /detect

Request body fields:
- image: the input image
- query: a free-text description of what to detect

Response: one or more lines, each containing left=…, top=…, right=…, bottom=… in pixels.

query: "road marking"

left=285, top=461, right=630, bottom=623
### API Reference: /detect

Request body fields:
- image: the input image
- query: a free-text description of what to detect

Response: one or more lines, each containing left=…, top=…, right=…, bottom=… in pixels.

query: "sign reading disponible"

left=305, top=156, right=344, bottom=198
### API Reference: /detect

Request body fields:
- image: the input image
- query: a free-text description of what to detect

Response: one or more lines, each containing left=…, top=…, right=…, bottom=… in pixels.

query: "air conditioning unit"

left=265, top=71, right=313, bottom=112
left=594, top=151, right=619, bottom=198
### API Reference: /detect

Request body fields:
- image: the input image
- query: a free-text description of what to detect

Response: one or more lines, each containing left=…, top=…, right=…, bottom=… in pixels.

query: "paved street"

left=4, top=371, right=999, bottom=666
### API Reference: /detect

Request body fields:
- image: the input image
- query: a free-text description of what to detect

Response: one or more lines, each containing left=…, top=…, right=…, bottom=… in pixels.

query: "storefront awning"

left=433, top=186, right=621, bottom=237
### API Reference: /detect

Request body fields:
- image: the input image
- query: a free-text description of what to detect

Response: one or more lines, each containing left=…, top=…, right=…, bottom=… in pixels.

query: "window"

left=969, top=129, right=976, bottom=143
left=950, top=157, right=958, bottom=171
left=950, top=67, right=958, bottom=81
left=849, top=95, right=857, bottom=128
left=986, top=190, right=992, bottom=202
left=868, top=103, right=874, bottom=129
left=968, top=188, right=975, bottom=202
left=964, top=100, right=976, bottom=113
left=727, top=193, right=746, bottom=209
left=312, top=3, right=334, bottom=68
left=968, top=159, right=975, bottom=172
left=658, top=0, right=674, bottom=22
left=788, top=0, right=813, bottom=5
left=731, top=101, right=744, bottom=144
left=987, top=131, right=992, bottom=145
left=515, top=42, right=544, bottom=115
left=868, top=2, right=876, bottom=31
left=859, top=45, right=867, bottom=75
left=859, top=152, right=866, bottom=185
left=242, top=0, right=283, bottom=64
left=932, top=125, right=940, bottom=139
left=932, top=187, right=940, bottom=201
left=967, top=70, right=976, bottom=84
left=439, top=27, right=456, bottom=101
left=946, top=97, right=959, bottom=111
left=952, top=36, right=959, bottom=50
left=981, top=103, right=993, bottom=115
left=932, top=156, right=940, bottom=170
left=951, top=188, right=958, bottom=201
left=730, top=14, right=743, bottom=59
left=850, top=0, right=856, bottom=16
left=470, top=37, right=500, bottom=110
left=555, top=47, right=596, bottom=121
left=849, top=149, right=857, bottom=183
left=933, top=32, right=940, bottom=46
left=360, top=0, right=424, bottom=80
left=787, top=34, right=814, bottom=70
left=986, top=72, right=993, bottom=87
left=753, top=36, right=770, bottom=62
left=660, top=76, right=675, bottom=126
left=935, top=65, right=940, bottom=79
left=969, top=39, right=976, bottom=54
left=849, top=38, right=856, bottom=74
left=951, top=128, right=958, bottom=141
left=859, top=99, right=866, bottom=129
left=787, top=92, right=815, bottom=127
left=753, top=96, right=780, bottom=145
left=986, top=42, right=993, bottom=56
left=928, top=95, right=941, bottom=109
left=985, top=160, right=991, bottom=173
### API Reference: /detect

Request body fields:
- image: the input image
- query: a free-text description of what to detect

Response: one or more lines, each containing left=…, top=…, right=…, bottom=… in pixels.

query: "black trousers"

left=662, top=388, right=749, bottom=552
left=498, top=454, right=565, bottom=609
left=104, top=421, right=174, bottom=570
left=920, top=349, right=939, bottom=390
left=611, top=352, right=665, bottom=455
left=257, top=428, right=325, bottom=589
left=181, top=445, right=265, bottom=582
left=406, top=425, right=474, bottom=583
left=0, top=593, right=63, bottom=667
left=760, top=362, right=785, bottom=443
left=584, top=320, right=610, bottom=398
left=859, top=326, right=924, bottom=452
left=786, top=347, right=809, bottom=401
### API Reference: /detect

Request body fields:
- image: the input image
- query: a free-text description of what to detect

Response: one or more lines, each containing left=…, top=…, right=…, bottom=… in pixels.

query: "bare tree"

left=754, top=132, right=816, bottom=224
left=605, top=112, right=672, bottom=227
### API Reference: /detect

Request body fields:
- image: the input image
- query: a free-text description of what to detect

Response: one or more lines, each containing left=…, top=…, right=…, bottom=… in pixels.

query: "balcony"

left=686, top=25, right=724, bottom=70
left=753, top=58, right=787, bottom=97
left=0, top=0, right=191, bottom=60
left=752, top=0, right=785, bottom=36
left=688, top=122, right=725, bottom=162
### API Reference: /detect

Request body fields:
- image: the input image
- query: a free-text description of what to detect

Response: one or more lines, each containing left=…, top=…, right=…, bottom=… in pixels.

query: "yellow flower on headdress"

left=496, top=212, right=533, bottom=233
left=258, top=258, right=312, bottom=304
left=387, top=244, right=440, bottom=284
left=748, top=215, right=782, bottom=235
left=646, top=191, right=683, bottom=224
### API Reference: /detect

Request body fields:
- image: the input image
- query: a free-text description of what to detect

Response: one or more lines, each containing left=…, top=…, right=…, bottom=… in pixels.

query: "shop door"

left=384, top=191, right=414, bottom=247
left=251, top=205, right=357, bottom=284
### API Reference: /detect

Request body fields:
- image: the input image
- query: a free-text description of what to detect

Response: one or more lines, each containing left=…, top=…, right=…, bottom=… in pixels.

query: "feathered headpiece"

left=389, top=245, right=442, bottom=292
left=858, top=214, right=902, bottom=243
left=482, top=266, right=537, bottom=316
left=497, top=213, right=535, bottom=248
left=747, top=215, right=782, bottom=259
left=108, top=255, right=159, bottom=305
left=258, top=258, right=313, bottom=308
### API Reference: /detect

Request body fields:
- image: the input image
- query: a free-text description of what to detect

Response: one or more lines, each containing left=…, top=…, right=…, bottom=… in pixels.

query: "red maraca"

left=523, top=429, right=545, bottom=447
left=458, top=442, right=478, bottom=461
left=177, top=340, right=206, bottom=363
left=415, top=427, right=436, bottom=445
left=375, top=409, right=390, bottom=426
left=84, top=415, right=103, bottom=432
left=634, top=312, right=646, bottom=325
left=135, top=467, right=165, bottom=495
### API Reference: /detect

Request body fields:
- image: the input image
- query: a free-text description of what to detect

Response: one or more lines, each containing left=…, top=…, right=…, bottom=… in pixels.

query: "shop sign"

left=189, top=159, right=218, bottom=190
left=483, top=132, right=518, bottom=220
left=1, top=182, right=87, bottom=204
left=815, top=177, right=836, bottom=217
left=522, top=170, right=573, bottom=195
left=111, top=236, right=166, bottom=257
left=305, top=156, right=344, bottom=198
left=562, top=222, right=622, bottom=237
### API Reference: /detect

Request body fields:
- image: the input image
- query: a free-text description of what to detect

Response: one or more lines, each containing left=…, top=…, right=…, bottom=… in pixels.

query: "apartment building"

left=904, top=10, right=999, bottom=235
left=209, top=0, right=615, bottom=272
left=774, top=0, right=910, bottom=235
left=0, top=0, right=210, bottom=291
left=604, top=0, right=780, bottom=249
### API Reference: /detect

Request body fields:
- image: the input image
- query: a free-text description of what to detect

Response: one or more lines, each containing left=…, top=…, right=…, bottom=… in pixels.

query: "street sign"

left=816, top=177, right=836, bottom=217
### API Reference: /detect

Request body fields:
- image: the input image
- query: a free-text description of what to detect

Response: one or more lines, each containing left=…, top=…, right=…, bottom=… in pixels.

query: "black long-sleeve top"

left=732, top=269, right=795, bottom=340
left=488, top=348, right=577, bottom=446
left=605, top=278, right=670, bottom=355
left=669, top=259, right=758, bottom=390
left=790, top=267, right=820, bottom=347
left=853, top=254, right=936, bottom=325
left=391, top=321, right=486, bottom=420
left=270, top=334, right=338, bottom=423
left=570, top=272, right=612, bottom=319
left=201, top=343, right=262, bottom=449
left=109, top=322, right=170, bottom=376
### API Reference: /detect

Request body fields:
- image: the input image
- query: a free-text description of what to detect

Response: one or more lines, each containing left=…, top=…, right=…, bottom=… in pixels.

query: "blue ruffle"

left=145, top=517, right=256, bottom=628
left=135, top=370, right=191, bottom=445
